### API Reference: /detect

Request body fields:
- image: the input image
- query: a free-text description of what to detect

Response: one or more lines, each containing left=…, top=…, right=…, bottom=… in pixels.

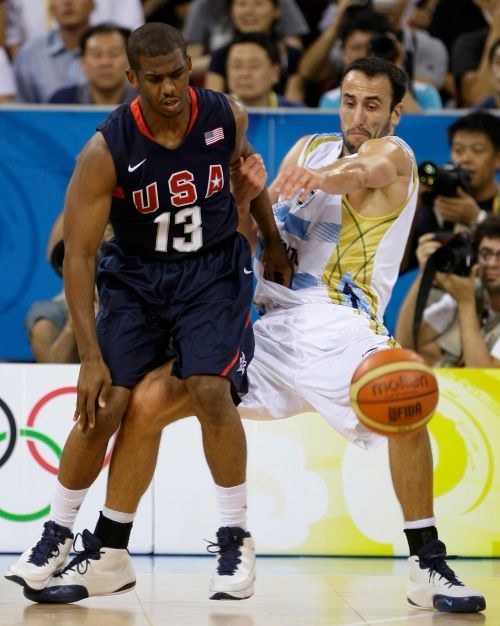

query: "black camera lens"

left=417, top=161, right=471, bottom=199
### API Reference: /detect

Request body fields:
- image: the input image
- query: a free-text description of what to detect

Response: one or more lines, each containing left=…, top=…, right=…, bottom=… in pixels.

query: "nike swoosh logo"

left=128, top=158, right=146, bottom=172
left=243, top=268, right=253, bottom=274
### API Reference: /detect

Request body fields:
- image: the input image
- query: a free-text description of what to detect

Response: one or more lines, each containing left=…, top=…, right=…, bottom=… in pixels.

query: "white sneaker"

left=22, top=529, right=136, bottom=604
left=208, top=526, right=256, bottom=600
left=5, top=521, right=73, bottom=590
left=407, top=539, right=486, bottom=613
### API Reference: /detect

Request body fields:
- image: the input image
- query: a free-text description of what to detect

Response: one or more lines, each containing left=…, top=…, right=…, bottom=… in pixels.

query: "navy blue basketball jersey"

left=97, top=88, right=238, bottom=260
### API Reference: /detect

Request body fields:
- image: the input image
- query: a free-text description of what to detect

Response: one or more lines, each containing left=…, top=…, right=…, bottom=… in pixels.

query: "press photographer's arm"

left=434, top=270, right=500, bottom=367
left=434, top=188, right=487, bottom=228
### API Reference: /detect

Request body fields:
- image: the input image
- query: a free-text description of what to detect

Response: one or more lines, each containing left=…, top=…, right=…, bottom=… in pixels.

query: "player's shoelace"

left=27, top=521, right=72, bottom=566
left=206, top=528, right=244, bottom=575
left=419, top=548, right=462, bottom=588
left=54, top=530, right=103, bottom=578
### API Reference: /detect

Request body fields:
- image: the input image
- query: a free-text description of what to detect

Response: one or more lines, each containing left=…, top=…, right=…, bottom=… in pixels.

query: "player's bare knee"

left=94, top=407, right=124, bottom=437
left=126, top=386, right=161, bottom=434
left=187, top=376, right=232, bottom=422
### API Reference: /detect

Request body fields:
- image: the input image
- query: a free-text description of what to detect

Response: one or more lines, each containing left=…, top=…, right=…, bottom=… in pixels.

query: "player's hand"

left=434, top=187, right=480, bottom=226
left=261, top=239, right=293, bottom=287
left=273, top=165, right=324, bottom=203
left=74, top=357, right=111, bottom=432
left=231, top=154, right=267, bottom=210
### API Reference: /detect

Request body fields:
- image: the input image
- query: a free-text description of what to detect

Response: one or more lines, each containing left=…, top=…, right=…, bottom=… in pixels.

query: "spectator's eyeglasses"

left=478, top=248, right=500, bottom=263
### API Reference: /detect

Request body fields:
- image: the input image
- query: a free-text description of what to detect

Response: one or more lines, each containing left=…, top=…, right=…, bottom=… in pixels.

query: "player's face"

left=450, top=131, right=500, bottom=194
left=478, top=236, right=500, bottom=294
left=82, top=32, right=129, bottom=92
left=128, top=49, right=192, bottom=118
left=339, top=70, right=402, bottom=155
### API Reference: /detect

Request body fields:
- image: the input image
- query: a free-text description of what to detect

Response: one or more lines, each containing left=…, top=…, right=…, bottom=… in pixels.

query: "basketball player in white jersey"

left=12, top=57, right=485, bottom=613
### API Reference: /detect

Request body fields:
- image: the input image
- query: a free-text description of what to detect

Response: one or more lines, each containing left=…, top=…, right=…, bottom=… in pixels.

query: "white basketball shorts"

left=239, top=303, right=392, bottom=450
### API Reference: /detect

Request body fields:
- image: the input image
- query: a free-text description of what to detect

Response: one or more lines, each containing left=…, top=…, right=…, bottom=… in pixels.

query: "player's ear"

left=391, top=102, right=403, bottom=128
left=126, top=67, right=138, bottom=87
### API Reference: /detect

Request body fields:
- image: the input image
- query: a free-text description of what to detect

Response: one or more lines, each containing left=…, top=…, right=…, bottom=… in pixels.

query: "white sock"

left=404, top=517, right=437, bottom=530
left=102, top=505, right=136, bottom=524
left=50, top=480, right=89, bottom=531
left=215, top=483, right=247, bottom=529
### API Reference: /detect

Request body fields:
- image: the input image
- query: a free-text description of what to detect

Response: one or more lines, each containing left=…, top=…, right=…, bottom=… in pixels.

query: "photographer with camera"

left=396, top=214, right=500, bottom=367
left=319, top=25, right=442, bottom=111
left=403, top=110, right=500, bottom=273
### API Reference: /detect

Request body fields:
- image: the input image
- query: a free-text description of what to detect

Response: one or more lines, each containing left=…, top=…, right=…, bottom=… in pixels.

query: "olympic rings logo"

left=0, top=387, right=113, bottom=523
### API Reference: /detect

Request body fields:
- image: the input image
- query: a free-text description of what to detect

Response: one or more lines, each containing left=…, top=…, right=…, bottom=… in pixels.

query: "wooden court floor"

left=1, top=554, right=498, bottom=626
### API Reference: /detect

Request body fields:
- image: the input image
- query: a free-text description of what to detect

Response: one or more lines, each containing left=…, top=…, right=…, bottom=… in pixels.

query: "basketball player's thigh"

left=239, top=316, right=311, bottom=421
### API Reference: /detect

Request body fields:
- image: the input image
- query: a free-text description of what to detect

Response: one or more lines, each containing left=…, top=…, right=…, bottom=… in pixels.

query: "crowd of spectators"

left=0, top=0, right=499, bottom=109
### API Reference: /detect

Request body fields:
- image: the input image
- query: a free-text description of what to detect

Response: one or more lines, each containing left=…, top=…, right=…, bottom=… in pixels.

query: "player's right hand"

left=74, top=358, right=111, bottom=432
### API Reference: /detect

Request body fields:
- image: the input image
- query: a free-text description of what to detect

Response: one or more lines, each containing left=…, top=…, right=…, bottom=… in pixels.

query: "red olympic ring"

left=26, top=387, right=114, bottom=475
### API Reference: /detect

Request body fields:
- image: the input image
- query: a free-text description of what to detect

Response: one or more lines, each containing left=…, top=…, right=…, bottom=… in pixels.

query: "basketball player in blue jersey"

left=16, top=57, right=485, bottom=614
left=6, top=22, right=292, bottom=602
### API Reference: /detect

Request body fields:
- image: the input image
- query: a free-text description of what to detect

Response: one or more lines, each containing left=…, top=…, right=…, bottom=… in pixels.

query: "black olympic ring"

left=0, top=397, right=17, bottom=469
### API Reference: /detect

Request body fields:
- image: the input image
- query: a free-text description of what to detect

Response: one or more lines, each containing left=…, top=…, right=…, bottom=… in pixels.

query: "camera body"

left=418, top=161, right=472, bottom=200
left=429, top=231, right=476, bottom=276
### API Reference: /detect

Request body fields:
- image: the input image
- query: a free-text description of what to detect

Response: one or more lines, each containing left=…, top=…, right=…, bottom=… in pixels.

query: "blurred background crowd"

left=0, top=0, right=499, bottom=110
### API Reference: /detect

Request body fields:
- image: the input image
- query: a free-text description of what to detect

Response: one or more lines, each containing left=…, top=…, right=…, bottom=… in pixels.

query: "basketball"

left=350, top=348, right=439, bottom=435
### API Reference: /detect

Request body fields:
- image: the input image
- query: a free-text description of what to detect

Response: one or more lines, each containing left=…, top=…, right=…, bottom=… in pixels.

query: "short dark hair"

left=339, top=10, right=392, bottom=46
left=340, top=56, right=408, bottom=110
left=447, top=111, right=500, bottom=152
left=473, top=214, right=500, bottom=251
left=227, top=32, right=280, bottom=66
left=80, top=23, right=131, bottom=55
left=126, top=22, right=187, bottom=72
left=488, top=37, right=500, bottom=65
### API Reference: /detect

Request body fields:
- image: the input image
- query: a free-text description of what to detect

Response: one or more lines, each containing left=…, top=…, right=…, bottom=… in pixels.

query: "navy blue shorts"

left=95, top=234, right=254, bottom=391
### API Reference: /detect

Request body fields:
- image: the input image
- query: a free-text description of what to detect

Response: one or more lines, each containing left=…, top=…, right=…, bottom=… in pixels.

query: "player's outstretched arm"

left=274, top=137, right=407, bottom=202
left=63, top=132, right=117, bottom=431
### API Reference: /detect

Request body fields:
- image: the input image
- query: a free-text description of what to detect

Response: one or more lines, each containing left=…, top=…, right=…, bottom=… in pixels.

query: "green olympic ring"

left=0, top=428, right=61, bottom=522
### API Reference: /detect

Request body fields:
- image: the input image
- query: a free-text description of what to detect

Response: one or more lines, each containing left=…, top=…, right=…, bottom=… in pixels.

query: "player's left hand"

left=231, top=154, right=267, bottom=209
left=261, top=239, right=293, bottom=287
left=273, top=164, right=324, bottom=202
